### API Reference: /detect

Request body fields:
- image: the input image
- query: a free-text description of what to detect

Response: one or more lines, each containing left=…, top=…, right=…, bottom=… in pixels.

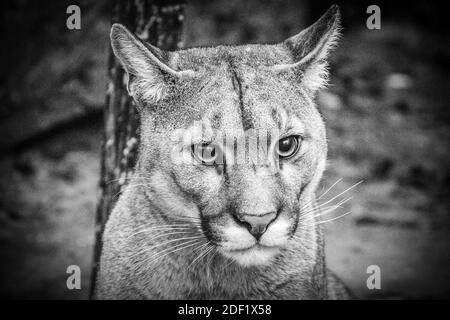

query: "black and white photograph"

left=0, top=0, right=449, bottom=303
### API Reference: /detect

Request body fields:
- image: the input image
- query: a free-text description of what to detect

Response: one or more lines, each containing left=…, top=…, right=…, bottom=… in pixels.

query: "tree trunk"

left=90, top=0, right=185, bottom=298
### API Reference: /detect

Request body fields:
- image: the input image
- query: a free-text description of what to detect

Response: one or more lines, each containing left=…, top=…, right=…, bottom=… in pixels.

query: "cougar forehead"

left=144, top=45, right=321, bottom=140
left=174, top=44, right=293, bottom=70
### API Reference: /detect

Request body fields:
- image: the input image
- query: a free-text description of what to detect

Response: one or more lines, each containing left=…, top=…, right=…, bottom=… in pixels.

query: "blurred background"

left=0, top=0, right=449, bottom=299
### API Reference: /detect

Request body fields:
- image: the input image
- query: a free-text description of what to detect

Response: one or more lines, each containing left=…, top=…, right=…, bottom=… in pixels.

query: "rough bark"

left=90, top=0, right=185, bottom=297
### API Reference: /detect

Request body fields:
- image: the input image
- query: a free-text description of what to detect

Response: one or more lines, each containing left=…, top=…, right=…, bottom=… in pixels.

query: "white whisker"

left=131, top=235, right=204, bottom=258
left=299, top=197, right=352, bottom=221
left=188, top=243, right=214, bottom=271
left=128, top=230, right=197, bottom=242
left=143, top=239, right=205, bottom=267
left=317, top=178, right=342, bottom=201
left=306, top=211, right=352, bottom=226
left=314, top=181, right=362, bottom=209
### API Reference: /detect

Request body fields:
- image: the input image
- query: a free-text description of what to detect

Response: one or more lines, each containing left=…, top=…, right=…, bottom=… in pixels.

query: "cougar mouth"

left=227, top=243, right=278, bottom=253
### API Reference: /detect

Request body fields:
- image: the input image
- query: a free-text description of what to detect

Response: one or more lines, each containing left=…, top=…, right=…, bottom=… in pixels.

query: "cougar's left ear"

left=110, top=23, right=195, bottom=109
left=275, top=5, right=341, bottom=92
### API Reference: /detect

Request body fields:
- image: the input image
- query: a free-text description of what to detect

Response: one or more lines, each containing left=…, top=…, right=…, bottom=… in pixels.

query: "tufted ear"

left=275, top=5, right=341, bottom=93
left=110, top=23, right=194, bottom=108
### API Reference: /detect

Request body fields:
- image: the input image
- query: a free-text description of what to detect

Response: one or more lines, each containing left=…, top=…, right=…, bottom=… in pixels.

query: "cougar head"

left=110, top=5, right=341, bottom=266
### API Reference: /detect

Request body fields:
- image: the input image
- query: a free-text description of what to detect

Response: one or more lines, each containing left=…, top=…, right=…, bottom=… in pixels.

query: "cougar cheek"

left=259, top=217, right=291, bottom=246
left=280, top=164, right=303, bottom=190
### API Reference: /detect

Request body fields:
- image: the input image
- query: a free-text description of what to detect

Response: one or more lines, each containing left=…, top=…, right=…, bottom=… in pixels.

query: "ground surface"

left=0, top=1, right=449, bottom=299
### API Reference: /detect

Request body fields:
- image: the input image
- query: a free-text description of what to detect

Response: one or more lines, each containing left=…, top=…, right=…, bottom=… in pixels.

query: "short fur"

left=95, top=5, right=350, bottom=300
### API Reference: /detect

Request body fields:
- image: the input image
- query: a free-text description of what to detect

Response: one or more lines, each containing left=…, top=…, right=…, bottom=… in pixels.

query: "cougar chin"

left=221, top=245, right=280, bottom=267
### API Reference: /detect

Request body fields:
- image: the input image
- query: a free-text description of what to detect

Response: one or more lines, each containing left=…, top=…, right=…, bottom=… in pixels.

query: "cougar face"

left=110, top=6, right=340, bottom=267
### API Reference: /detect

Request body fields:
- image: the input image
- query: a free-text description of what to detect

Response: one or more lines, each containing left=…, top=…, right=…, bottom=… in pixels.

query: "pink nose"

left=235, top=212, right=277, bottom=240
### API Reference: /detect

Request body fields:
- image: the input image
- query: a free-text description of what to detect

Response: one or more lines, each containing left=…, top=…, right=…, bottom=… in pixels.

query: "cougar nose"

left=235, top=212, right=278, bottom=240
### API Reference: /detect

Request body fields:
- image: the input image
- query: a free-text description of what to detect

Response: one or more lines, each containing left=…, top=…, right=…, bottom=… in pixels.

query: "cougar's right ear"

left=272, top=5, right=341, bottom=93
left=110, top=23, right=194, bottom=108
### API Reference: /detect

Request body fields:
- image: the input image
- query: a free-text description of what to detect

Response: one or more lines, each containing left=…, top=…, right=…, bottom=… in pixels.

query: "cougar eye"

left=192, top=143, right=218, bottom=165
left=276, top=135, right=301, bottom=159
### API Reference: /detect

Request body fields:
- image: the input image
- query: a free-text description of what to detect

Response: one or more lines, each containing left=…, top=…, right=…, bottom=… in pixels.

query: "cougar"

left=94, top=5, right=350, bottom=299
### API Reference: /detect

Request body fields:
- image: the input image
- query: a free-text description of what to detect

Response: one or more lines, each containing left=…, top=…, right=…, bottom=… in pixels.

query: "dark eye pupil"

left=203, top=144, right=215, bottom=158
left=279, top=138, right=292, bottom=152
